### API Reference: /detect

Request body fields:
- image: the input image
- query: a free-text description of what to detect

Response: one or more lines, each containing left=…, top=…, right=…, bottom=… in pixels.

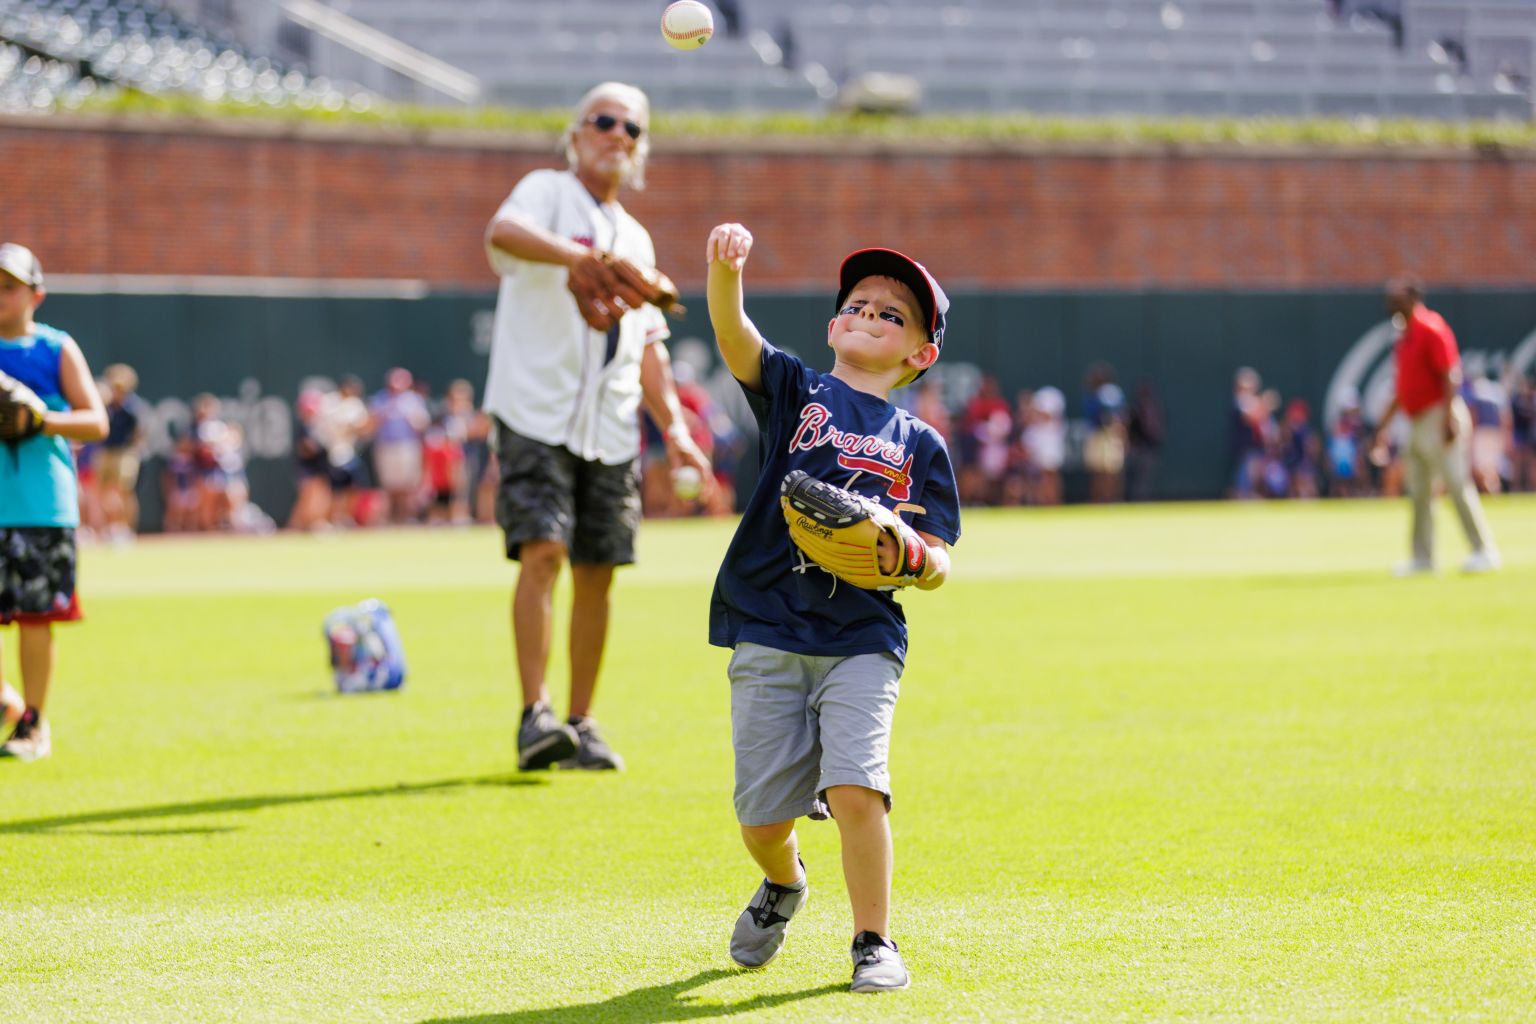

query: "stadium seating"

left=0, top=0, right=368, bottom=113
left=2, top=0, right=1530, bottom=119
left=779, top=0, right=1531, bottom=118
left=306, top=0, right=1528, bottom=119
left=0, top=36, right=98, bottom=108
left=327, top=0, right=821, bottom=111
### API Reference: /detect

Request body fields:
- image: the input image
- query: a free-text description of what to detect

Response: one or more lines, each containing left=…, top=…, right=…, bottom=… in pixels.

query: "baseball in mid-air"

left=672, top=465, right=704, bottom=501
left=661, top=0, right=714, bottom=49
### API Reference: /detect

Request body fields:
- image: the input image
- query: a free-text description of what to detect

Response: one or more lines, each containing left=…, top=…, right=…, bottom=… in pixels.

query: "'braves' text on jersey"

left=710, top=342, right=961, bottom=660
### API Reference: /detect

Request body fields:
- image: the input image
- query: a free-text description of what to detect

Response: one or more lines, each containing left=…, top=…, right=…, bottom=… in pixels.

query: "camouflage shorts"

left=494, top=421, right=641, bottom=566
left=0, top=527, right=81, bottom=623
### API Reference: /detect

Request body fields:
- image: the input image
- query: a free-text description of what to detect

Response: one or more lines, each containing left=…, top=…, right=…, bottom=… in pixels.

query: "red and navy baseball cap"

left=836, top=247, right=948, bottom=378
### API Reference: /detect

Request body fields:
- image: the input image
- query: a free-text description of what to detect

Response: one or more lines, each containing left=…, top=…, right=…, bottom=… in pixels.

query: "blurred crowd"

left=72, top=361, right=750, bottom=539
left=285, top=369, right=493, bottom=532
left=1227, top=365, right=1536, bottom=501
left=76, top=365, right=278, bottom=539
left=74, top=363, right=153, bottom=543
left=907, top=362, right=1167, bottom=507
left=290, top=363, right=748, bottom=530
left=70, top=356, right=1536, bottom=540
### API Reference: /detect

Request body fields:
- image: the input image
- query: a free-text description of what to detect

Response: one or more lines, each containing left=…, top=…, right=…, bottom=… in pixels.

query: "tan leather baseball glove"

left=567, top=250, right=685, bottom=331
left=780, top=470, right=929, bottom=591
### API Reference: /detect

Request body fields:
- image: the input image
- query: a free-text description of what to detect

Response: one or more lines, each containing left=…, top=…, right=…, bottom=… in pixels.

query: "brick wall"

left=6, top=115, right=1535, bottom=291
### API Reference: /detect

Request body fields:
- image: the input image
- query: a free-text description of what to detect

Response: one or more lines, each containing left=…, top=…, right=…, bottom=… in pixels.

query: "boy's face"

left=0, top=271, right=39, bottom=335
left=827, top=275, right=936, bottom=380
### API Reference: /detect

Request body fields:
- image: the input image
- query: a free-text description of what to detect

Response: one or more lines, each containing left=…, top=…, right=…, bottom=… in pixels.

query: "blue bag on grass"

left=324, top=599, right=407, bottom=693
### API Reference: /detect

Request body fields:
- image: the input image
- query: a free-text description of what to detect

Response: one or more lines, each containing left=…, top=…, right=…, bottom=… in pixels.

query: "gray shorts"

left=728, top=641, right=903, bottom=826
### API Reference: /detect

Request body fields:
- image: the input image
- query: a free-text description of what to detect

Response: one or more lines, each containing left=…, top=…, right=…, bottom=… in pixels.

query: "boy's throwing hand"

left=706, top=223, right=753, bottom=272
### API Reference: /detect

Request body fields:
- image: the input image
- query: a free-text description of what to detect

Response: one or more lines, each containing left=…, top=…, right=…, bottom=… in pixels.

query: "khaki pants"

left=1405, top=398, right=1496, bottom=564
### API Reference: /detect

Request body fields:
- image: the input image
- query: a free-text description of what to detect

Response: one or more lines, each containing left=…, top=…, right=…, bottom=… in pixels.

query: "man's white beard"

left=590, top=149, right=638, bottom=186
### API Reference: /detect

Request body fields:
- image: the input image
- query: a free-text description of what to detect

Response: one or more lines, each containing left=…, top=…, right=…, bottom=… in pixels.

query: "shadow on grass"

left=71, top=827, right=241, bottom=837
left=417, top=969, right=845, bottom=1024
left=0, top=773, right=541, bottom=835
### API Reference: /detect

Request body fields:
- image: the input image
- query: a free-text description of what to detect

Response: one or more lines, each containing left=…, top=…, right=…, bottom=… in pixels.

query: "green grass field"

left=3, top=497, right=1534, bottom=1023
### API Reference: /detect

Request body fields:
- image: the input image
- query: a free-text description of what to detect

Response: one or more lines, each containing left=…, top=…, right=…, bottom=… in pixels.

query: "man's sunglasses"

left=586, top=113, right=644, bottom=140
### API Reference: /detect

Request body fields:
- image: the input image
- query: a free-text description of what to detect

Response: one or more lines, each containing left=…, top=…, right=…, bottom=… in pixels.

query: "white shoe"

left=1392, top=559, right=1436, bottom=577
left=850, top=931, right=910, bottom=993
left=0, top=712, right=49, bottom=762
left=1462, top=549, right=1502, bottom=574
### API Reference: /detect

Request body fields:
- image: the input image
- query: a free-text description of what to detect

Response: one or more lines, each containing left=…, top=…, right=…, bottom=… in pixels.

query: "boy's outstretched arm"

left=706, top=223, right=765, bottom=393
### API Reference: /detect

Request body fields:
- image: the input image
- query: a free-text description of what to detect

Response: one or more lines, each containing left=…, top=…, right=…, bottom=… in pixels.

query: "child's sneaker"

left=517, top=700, right=577, bottom=771
left=850, top=930, right=910, bottom=993
left=557, top=716, right=624, bottom=771
left=729, top=862, right=808, bottom=969
left=0, top=708, right=50, bottom=763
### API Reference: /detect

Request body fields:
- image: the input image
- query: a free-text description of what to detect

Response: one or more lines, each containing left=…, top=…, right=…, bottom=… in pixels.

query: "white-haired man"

left=482, top=82, right=709, bottom=771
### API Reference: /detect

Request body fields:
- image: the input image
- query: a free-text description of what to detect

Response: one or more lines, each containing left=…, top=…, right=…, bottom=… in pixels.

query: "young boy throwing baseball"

left=705, top=223, right=960, bottom=992
left=0, top=243, right=108, bottom=762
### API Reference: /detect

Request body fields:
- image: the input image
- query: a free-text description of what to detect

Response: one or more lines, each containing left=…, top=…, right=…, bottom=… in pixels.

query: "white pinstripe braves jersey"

left=483, top=169, right=669, bottom=465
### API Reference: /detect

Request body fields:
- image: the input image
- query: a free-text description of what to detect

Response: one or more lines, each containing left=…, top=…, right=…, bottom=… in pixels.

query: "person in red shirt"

left=1369, top=276, right=1499, bottom=574
left=420, top=422, right=465, bottom=525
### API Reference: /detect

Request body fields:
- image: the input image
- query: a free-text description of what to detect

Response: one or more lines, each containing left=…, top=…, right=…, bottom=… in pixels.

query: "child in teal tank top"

left=0, top=243, right=108, bottom=763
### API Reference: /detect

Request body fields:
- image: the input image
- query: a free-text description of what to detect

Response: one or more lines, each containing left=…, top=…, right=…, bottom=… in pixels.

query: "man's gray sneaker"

left=729, top=863, right=808, bottom=969
left=557, top=716, right=624, bottom=771
left=517, top=700, right=577, bottom=771
left=850, top=930, right=910, bottom=992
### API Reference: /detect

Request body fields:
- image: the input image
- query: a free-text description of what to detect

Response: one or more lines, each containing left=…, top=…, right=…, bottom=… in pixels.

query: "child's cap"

left=836, top=248, right=948, bottom=379
left=0, top=243, right=43, bottom=289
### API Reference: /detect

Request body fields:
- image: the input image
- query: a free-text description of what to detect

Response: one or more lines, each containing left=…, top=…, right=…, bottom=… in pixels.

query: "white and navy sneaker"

left=730, top=861, right=808, bottom=969
left=517, top=700, right=578, bottom=771
left=850, top=930, right=910, bottom=993
left=0, top=708, right=50, bottom=763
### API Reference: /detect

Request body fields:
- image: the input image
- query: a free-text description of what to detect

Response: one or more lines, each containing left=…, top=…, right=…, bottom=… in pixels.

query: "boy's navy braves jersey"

left=709, top=342, right=960, bottom=660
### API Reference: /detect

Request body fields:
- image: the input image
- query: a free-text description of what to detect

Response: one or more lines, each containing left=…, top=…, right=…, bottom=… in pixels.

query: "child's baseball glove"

left=780, top=470, right=928, bottom=591
left=0, top=372, right=48, bottom=442
left=566, top=250, right=685, bottom=331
